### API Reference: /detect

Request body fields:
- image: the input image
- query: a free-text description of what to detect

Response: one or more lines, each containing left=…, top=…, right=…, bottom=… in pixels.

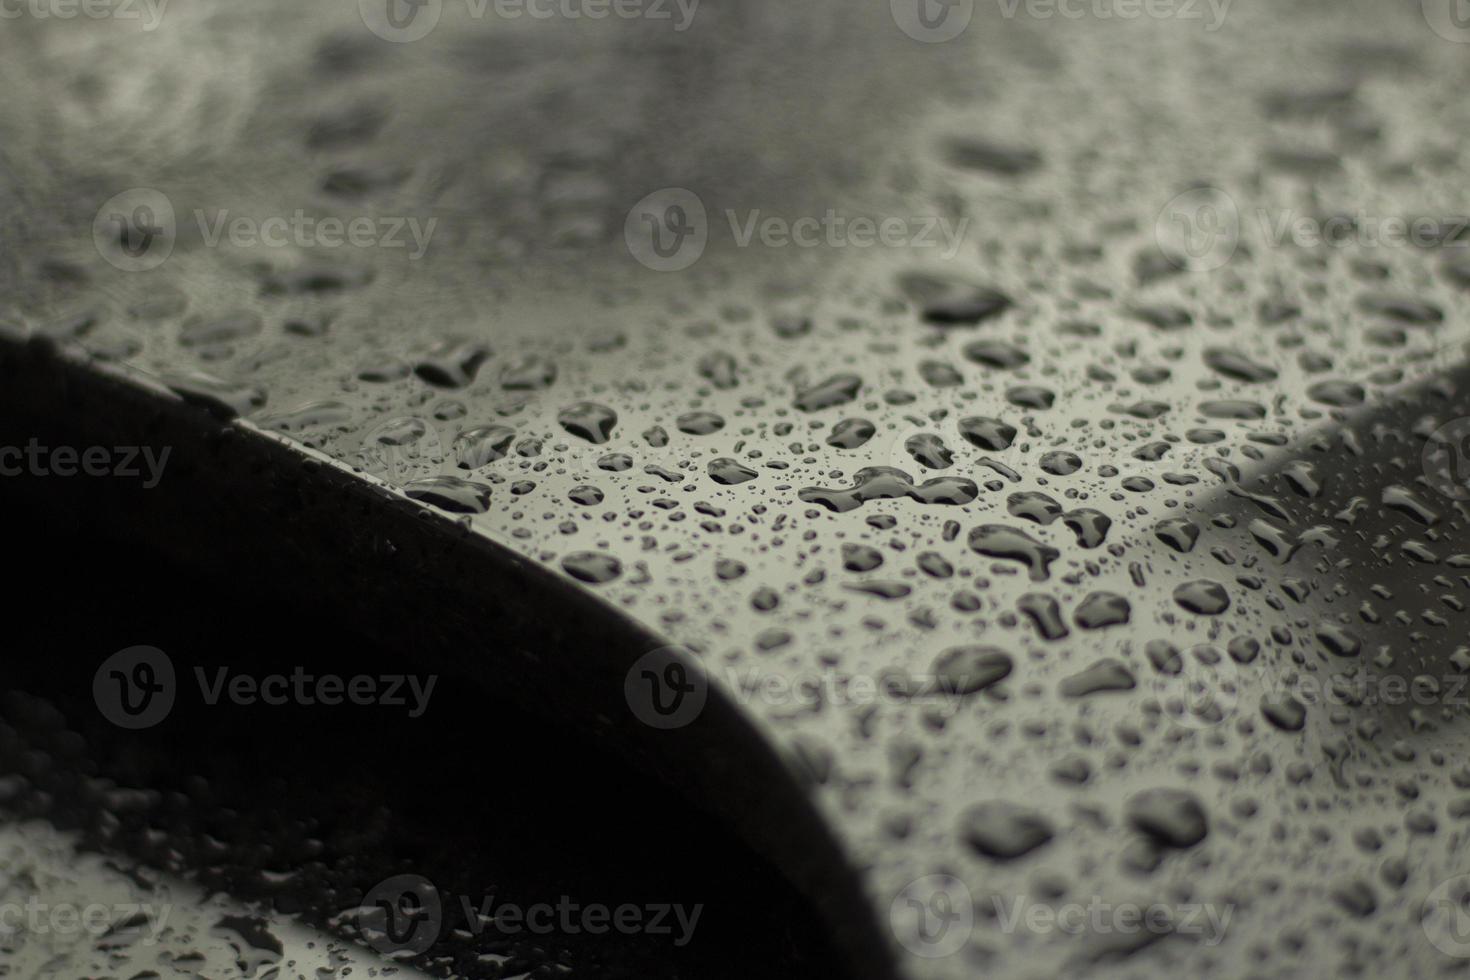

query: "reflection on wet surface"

left=3, top=0, right=1470, bottom=978
left=0, top=508, right=846, bottom=979
left=0, top=822, right=440, bottom=980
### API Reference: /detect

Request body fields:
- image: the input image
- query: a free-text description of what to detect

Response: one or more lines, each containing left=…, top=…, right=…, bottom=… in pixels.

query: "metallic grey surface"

left=4, top=1, right=1470, bottom=977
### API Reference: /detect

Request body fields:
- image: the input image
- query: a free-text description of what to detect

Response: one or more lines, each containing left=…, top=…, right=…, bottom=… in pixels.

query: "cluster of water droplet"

left=5, top=1, right=1470, bottom=978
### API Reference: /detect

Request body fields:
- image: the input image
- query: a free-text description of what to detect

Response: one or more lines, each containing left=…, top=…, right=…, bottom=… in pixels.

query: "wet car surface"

left=4, top=1, right=1470, bottom=978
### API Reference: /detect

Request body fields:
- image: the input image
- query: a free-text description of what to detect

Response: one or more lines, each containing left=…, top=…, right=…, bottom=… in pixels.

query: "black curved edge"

left=0, top=333, right=899, bottom=980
